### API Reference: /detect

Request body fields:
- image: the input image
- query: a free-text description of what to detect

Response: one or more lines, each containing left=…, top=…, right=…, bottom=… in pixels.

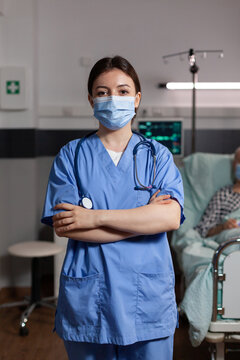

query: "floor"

left=0, top=287, right=239, bottom=360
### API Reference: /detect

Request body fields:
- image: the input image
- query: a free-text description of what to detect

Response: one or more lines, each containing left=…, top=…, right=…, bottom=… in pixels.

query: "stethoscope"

left=133, top=132, right=157, bottom=191
left=74, top=131, right=157, bottom=209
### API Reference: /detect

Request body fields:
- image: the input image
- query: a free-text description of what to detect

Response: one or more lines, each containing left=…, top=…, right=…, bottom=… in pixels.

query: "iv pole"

left=162, top=48, right=224, bottom=153
left=189, top=49, right=199, bottom=154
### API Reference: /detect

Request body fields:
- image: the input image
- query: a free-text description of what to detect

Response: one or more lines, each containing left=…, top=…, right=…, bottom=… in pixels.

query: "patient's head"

left=233, top=147, right=240, bottom=182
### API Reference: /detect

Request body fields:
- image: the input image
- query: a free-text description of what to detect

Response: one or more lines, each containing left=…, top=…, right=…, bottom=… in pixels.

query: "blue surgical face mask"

left=93, top=95, right=136, bottom=130
left=235, top=164, right=240, bottom=180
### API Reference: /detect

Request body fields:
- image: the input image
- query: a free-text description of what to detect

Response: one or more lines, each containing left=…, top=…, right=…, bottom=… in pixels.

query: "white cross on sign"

left=6, top=81, right=20, bottom=94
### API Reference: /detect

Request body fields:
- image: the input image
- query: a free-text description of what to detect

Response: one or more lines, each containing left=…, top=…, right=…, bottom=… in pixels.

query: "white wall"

left=0, top=0, right=240, bottom=130
left=37, top=0, right=240, bottom=121
left=0, top=0, right=36, bottom=128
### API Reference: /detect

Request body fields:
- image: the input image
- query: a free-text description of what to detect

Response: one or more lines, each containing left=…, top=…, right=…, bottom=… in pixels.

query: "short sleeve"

left=41, top=143, right=80, bottom=227
left=155, top=148, right=185, bottom=224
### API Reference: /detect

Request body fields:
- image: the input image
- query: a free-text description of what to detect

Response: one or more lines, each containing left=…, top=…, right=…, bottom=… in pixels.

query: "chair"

left=0, top=241, right=64, bottom=336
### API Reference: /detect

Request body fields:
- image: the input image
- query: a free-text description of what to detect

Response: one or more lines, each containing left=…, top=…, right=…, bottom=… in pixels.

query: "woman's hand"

left=222, top=218, right=239, bottom=230
left=149, top=190, right=172, bottom=205
left=53, top=203, right=98, bottom=235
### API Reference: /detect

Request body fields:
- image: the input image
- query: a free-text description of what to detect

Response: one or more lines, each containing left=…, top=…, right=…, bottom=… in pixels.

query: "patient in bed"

left=194, top=147, right=240, bottom=238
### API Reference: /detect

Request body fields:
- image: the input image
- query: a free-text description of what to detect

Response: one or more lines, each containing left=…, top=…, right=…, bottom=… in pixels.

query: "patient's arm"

left=207, top=224, right=224, bottom=237
left=207, top=218, right=238, bottom=237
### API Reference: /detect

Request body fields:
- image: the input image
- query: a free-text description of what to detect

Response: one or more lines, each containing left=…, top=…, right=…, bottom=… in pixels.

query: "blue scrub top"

left=41, top=132, right=185, bottom=345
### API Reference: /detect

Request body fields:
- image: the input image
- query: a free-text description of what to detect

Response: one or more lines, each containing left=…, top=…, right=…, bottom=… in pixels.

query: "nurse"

left=41, top=56, right=185, bottom=360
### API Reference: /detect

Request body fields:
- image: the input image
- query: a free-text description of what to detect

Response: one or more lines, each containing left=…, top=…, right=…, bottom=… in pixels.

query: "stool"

left=0, top=241, right=64, bottom=336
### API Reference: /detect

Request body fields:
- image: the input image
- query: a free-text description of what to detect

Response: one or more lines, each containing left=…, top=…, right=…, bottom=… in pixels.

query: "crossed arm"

left=53, top=191, right=181, bottom=243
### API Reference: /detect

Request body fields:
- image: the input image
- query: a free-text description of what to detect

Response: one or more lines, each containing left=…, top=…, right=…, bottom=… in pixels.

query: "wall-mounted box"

left=0, top=67, right=28, bottom=110
left=0, top=0, right=4, bottom=16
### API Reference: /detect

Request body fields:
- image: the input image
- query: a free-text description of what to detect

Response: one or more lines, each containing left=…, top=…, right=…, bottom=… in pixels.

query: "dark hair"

left=88, top=56, right=141, bottom=96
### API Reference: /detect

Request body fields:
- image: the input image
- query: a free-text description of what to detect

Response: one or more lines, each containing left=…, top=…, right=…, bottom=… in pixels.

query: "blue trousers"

left=64, top=335, right=174, bottom=360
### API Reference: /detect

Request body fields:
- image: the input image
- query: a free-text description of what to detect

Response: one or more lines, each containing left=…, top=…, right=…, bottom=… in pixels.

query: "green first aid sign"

left=6, top=81, right=20, bottom=94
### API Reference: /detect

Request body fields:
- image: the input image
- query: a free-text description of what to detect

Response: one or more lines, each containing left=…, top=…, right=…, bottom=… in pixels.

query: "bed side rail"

left=212, top=237, right=240, bottom=322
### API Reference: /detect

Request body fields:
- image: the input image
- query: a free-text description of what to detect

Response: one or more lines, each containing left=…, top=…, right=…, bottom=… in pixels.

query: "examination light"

left=160, top=82, right=240, bottom=90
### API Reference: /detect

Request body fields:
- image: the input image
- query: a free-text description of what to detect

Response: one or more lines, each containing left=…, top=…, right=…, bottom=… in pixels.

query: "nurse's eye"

left=119, top=90, right=129, bottom=95
left=96, top=91, right=108, bottom=97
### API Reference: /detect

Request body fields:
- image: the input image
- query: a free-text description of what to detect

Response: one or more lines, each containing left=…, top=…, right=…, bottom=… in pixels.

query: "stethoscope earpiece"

left=133, top=140, right=156, bottom=157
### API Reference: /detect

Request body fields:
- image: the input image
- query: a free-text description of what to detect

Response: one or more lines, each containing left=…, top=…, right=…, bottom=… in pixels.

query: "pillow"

left=177, top=152, right=234, bottom=235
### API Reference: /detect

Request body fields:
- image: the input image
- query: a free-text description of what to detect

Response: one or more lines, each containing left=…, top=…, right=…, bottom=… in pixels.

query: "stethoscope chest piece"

left=81, top=197, right=93, bottom=209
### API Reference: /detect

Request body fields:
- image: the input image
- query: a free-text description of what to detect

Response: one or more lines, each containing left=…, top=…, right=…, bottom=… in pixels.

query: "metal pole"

left=31, top=257, right=41, bottom=303
left=192, top=71, right=196, bottom=153
left=188, top=49, right=198, bottom=154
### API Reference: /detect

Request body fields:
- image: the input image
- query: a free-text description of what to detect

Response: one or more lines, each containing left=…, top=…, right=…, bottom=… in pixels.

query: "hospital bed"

left=171, top=152, right=240, bottom=359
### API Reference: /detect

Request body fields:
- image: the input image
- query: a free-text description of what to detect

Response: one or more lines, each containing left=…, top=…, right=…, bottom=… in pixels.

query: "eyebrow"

left=95, top=84, right=131, bottom=89
left=117, top=84, right=131, bottom=88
